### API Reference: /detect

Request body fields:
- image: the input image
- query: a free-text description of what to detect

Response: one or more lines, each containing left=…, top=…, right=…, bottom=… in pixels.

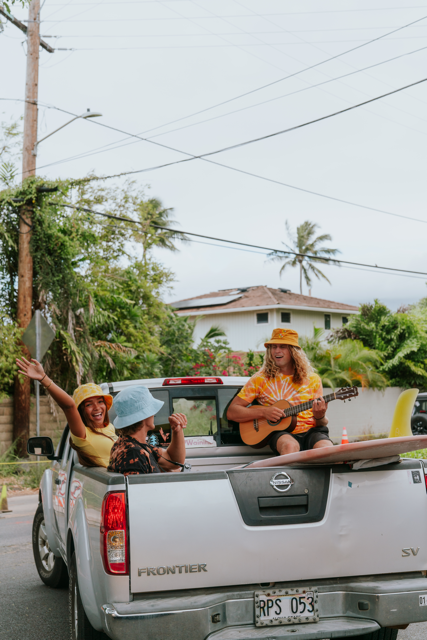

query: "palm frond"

left=271, top=219, right=339, bottom=293
left=203, top=325, right=227, bottom=340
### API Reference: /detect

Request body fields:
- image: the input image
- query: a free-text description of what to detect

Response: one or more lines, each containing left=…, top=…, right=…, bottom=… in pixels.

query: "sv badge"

left=402, top=547, right=420, bottom=557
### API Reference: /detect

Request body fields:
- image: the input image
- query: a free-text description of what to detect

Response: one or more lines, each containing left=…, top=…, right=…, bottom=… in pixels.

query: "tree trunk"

left=13, top=373, right=31, bottom=457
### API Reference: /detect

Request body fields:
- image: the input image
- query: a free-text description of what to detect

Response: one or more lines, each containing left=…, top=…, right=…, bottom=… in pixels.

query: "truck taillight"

left=423, top=463, right=427, bottom=492
left=163, top=377, right=223, bottom=386
left=100, top=492, right=129, bottom=575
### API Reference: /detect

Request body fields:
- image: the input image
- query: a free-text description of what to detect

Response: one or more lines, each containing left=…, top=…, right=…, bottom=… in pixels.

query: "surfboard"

left=245, top=435, right=427, bottom=469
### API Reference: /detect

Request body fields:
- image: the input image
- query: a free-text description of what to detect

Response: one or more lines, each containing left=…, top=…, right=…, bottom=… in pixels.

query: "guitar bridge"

left=253, top=419, right=259, bottom=432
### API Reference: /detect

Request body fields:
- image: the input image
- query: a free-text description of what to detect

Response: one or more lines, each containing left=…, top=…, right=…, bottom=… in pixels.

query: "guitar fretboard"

left=284, top=392, right=337, bottom=417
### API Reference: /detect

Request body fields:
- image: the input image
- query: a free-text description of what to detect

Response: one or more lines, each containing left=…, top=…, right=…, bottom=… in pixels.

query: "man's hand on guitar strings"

left=262, top=405, right=286, bottom=422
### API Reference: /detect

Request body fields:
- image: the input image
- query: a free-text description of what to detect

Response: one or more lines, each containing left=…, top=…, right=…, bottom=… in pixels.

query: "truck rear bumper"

left=101, top=573, right=427, bottom=640
left=101, top=610, right=378, bottom=640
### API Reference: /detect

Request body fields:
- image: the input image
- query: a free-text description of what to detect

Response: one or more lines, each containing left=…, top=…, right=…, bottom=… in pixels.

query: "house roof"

left=171, top=286, right=359, bottom=315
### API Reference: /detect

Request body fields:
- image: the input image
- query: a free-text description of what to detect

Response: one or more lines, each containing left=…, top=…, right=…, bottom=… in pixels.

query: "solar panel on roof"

left=170, top=294, right=242, bottom=310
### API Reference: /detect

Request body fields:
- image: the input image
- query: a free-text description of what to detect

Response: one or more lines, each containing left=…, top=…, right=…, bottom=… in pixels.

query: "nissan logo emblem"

left=270, top=472, right=294, bottom=493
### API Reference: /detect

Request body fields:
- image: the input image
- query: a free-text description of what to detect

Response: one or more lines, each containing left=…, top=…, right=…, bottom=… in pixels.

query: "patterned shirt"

left=237, top=371, right=323, bottom=434
left=108, top=434, right=164, bottom=475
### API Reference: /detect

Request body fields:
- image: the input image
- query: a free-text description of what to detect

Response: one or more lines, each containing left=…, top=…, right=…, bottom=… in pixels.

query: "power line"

left=48, top=201, right=427, bottom=277
left=30, top=42, right=427, bottom=171
left=155, top=76, right=427, bottom=160
left=144, top=43, right=427, bottom=140
left=31, top=75, right=427, bottom=171
left=39, top=4, right=427, bottom=10
left=9, top=14, right=427, bottom=170
left=53, top=74, right=427, bottom=226
left=188, top=239, right=427, bottom=280
left=97, top=12, right=427, bottom=142
left=56, top=37, right=427, bottom=50
left=154, top=0, right=295, bottom=82
left=34, top=26, right=427, bottom=37
left=0, top=6, right=54, bottom=52
left=27, top=10, right=427, bottom=21
left=6, top=96, right=427, bottom=227
left=86, top=153, right=427, bottom=228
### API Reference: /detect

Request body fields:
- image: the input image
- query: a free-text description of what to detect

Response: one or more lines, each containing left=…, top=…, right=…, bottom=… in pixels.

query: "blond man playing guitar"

left=227, top=329, right=334, bottom=455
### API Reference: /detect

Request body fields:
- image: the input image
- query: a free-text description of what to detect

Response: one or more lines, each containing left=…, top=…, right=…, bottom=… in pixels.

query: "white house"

left=171, top=285, right=359, bottom=352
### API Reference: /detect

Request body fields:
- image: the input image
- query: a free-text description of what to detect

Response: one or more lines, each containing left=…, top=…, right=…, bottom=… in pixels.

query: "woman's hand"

left=16, top=357, right=46, bottom=381
left=168, top=413, right=187, bottom=432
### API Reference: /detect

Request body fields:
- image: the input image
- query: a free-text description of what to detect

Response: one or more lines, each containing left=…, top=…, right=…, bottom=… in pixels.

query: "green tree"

left=331, top=300, right=427, bottom=388
left=0, top=319, right=23, bottom=397
left=300, top=328, right=387, bottom=390
left=0, top=117, right=22, bottom=187
left=268, top=220, right=340, bottom=294
left=157, top=317, right=230, bottom=378
left=1, top=1, right=28, bottom=16
left=0, top=177, right=175, bottom=391
left=131, top=198, right=188, bottom=265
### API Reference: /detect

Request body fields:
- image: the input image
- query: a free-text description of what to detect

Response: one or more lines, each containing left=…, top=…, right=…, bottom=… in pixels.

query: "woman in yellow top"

left=16, top=357, right=117, bottom=467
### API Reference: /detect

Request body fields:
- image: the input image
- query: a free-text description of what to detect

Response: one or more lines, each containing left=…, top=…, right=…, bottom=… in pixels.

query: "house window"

left=256, top=312, right=269, bottom=324
left=342, top=316, right=348, bottom=325
left=281, top=312, right=291, bottom=324
left=324, top=314, right=331, bottom=330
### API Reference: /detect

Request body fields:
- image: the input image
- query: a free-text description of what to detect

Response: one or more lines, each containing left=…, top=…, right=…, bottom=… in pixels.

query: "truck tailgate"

left=127, top=461, right=427, bottom=593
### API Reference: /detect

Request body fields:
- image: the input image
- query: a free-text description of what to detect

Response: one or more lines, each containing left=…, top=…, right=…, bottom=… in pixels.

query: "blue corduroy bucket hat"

left=113, top=385, right=164, bottom=430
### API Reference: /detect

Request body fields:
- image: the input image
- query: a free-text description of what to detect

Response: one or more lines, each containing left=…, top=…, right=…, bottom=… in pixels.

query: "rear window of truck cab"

left=108, top=385, right=244, bottom=447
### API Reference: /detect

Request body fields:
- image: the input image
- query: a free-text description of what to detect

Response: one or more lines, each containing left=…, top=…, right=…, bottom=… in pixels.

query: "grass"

left=403, top=449, right=427, bottom=459
left=0, top=441, right=20, bottom=477
left=0, top=441, right=51, bottom=490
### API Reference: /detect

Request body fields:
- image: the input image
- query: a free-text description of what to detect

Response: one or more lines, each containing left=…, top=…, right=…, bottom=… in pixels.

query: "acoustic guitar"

left=239, top=386, right=359, bottom=447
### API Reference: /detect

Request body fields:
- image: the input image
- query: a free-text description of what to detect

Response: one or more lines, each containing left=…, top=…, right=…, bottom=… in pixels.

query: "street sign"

left=22, top=311, right=55, bottom=361
left=22, top=311, right=55, bottom=438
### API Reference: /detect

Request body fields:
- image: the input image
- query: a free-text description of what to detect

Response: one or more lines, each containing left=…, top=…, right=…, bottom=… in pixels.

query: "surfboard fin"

left=389, top=389, right=419, bottom=438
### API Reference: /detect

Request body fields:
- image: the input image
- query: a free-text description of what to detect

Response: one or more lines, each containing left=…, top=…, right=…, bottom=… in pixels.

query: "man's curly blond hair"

left=261, top=345, right=313, bottom=385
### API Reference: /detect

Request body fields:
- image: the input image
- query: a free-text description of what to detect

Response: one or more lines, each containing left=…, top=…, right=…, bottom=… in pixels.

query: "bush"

left=331, top=300, right=427, bottom=388
left=0, top=319, right=23, bottom=397
left=300, top=328, right=387, bottom=389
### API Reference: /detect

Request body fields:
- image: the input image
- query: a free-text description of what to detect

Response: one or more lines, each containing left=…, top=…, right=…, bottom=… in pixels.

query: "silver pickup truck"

left=30, top=376, right=427, bottom=640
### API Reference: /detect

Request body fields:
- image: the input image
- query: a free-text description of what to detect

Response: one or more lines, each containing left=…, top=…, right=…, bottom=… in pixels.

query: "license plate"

left=255, top=588, right=319, bottom=627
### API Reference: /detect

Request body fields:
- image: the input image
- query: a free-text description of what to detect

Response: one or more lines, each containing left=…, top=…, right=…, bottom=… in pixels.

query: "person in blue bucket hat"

left=108, top=386, right=187, bottom=475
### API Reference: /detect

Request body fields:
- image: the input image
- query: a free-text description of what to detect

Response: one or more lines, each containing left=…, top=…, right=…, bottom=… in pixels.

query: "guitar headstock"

left=336, top=386, right=359, bottom=400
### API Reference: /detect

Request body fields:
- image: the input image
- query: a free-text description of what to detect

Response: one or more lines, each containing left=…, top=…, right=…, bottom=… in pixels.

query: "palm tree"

left=131, top=198, right=188, bottom=264
left=268, top=220, right=340, bottom=294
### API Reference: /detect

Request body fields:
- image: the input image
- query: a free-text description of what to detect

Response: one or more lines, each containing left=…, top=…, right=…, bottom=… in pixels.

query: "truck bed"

left=127, top=458, right=427, bottom=593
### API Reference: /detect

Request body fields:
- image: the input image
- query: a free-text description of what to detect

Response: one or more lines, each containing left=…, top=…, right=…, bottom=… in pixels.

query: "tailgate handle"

left=258, top=496, right=308, bottom=508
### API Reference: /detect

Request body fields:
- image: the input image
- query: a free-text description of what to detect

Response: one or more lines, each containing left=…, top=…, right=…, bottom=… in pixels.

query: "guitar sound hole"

left=267, top=418, right=283, bottom=426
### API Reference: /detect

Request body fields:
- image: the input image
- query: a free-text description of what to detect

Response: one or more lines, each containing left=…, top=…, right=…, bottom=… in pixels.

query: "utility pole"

left=1, top=0, right=50, bottom=456
left=14, top=0, right=41, bottom=456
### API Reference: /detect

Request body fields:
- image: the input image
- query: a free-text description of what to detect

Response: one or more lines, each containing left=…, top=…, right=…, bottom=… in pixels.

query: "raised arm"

left=16, top=358, right=86, bottom=439
left=157, top=413, right=187, bottom=472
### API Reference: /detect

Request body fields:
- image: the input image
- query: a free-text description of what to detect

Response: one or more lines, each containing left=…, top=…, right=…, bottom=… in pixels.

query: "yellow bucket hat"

left=72, top=383, right=113, bottom=411
left=264, top=328, right=300, bottom=348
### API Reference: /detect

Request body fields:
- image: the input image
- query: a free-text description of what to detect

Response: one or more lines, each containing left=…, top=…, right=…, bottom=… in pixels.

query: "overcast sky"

left=2, top=0, right=427, bottom=310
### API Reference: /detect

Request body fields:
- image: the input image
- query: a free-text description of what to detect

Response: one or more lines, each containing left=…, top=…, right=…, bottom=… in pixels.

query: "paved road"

left=1, top=494, right=427, bottom=639
left=0, top=494, right=68, bottom=640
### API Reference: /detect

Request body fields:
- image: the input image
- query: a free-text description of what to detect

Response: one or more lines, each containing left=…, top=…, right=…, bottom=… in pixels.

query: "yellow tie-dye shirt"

left=237, top=371, right=323, bottom=434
